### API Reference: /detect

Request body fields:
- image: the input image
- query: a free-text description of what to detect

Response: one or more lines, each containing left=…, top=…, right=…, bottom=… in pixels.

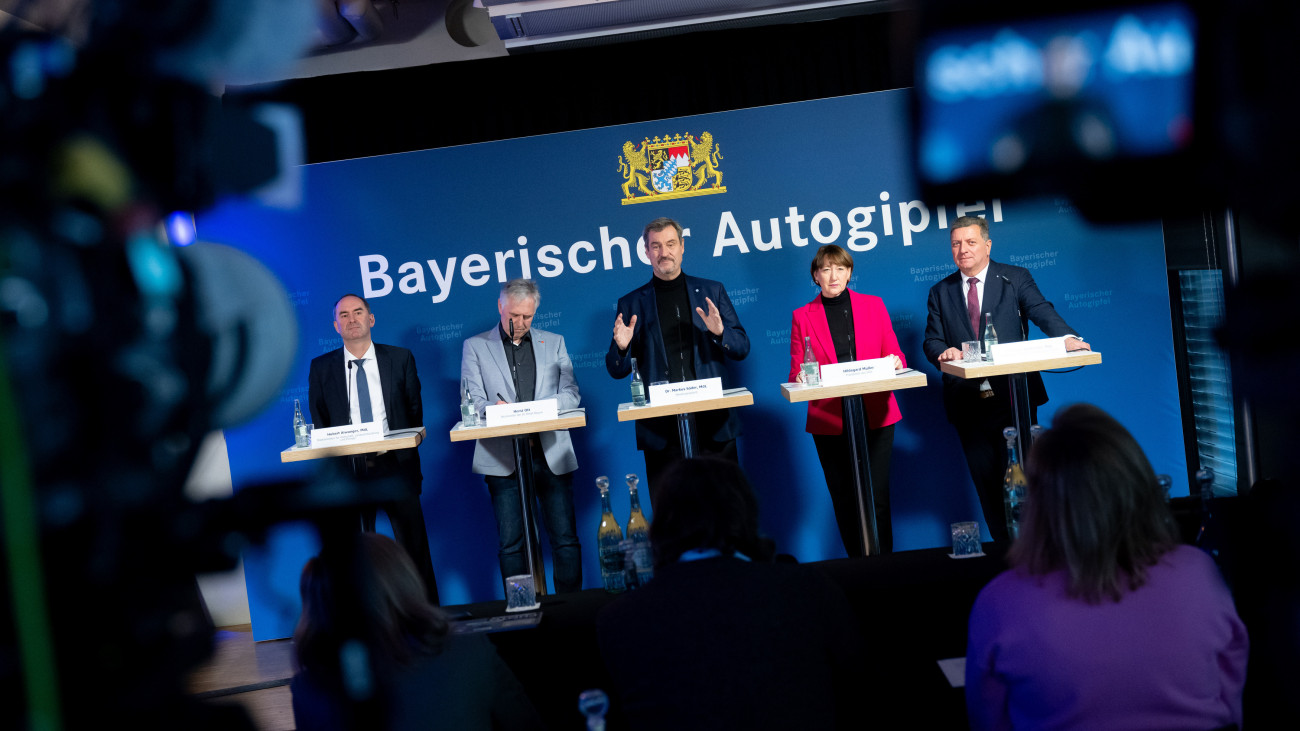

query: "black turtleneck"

left=822, top=289, right=856, bottom=362
left=653, top=273, right=696, bottom=382
left=498, top=324, right=536, bottom=402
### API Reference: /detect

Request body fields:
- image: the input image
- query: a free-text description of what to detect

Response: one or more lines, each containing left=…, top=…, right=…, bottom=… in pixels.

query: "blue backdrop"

left=199, top=89, right=1183, bottom=640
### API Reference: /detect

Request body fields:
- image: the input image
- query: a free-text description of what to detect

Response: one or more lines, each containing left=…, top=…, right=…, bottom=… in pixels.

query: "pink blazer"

left=788, top=290, right=905, bottom=435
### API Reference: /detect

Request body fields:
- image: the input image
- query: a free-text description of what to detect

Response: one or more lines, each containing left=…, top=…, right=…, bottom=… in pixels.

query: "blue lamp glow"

left=165, top=211, right=197, bottom=246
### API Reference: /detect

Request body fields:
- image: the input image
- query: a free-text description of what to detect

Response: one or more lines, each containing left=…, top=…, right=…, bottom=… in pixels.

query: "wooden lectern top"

left=780, top=369, right=927, bottom=404
left=447, top=410, right=587, bottom=443
left=616, top=388, right=754, bottom=422
left=940, top=350, right=1102, bottom=380
left=280, top=427, right=426, bottom=463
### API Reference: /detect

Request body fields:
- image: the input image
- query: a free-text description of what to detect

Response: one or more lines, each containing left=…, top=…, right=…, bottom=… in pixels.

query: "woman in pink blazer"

left=788, top=245, right=905, bottom=556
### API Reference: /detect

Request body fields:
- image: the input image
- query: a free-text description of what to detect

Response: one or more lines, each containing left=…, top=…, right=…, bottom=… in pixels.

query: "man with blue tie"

left=461, top=279, right=583, bottom=593
left=308, top=293, right=438, bottom=602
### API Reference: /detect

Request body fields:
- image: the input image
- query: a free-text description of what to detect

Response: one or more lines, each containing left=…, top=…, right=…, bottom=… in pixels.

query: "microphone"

left=509, top=319, right=520, bottom=396
left=843, top=308, right=856, bottom=360
left=998, top=274, right=1027, bottom=341
left=346, top=360, right=355, bottom=424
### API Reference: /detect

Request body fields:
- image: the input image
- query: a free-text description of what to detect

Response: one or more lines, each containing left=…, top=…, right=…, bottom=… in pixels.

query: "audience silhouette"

left=291, top=533, right=543, bottom=731
left=597, top=457, right=867, bottom=730
left=965, top=403, right=1247, bottom=731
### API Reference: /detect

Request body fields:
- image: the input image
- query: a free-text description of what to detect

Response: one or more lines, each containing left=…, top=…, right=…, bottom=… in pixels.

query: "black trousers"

left=952, top=394, right=1034, bottom=544
left=354, top=453, right=440, bottom=605
left=484, top=439, right=582, bottom=594
left=642, top=434, right=739, bottom=510
left=812, top=422, right=894, bottom=557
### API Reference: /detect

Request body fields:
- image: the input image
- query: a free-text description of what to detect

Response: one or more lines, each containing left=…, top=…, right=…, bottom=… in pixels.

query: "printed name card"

left=819, top=357, right=897, bottom=386
left=486, top=398, right=559, bottom=427
left=310, top=422, right=384, bottom=448
left=990, top=336, right=1068, bottom=365
left=648, top=377, right=723, bottom=406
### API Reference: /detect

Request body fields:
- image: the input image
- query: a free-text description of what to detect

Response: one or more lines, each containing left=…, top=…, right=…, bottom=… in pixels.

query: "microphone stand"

left=844, top=308, right=856, bottom=361
left=509, top=320, right=519, bottom=395
left=998, top=274, right=1033, bottom=458
left=999, top=274, right=1027, bottom=341
left=346, top=360, right=377, bottom=532
left=507, top=318, right=543, bottom=589
left=839, top=298, right=879, bottom=555
left=673, top=301, right=699, bottom=456
left=675, top=303, right=689, bottom=383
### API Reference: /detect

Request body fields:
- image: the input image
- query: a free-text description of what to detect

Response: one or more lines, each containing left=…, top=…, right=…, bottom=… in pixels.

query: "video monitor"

left=913, top=2, right=1198, bottom=205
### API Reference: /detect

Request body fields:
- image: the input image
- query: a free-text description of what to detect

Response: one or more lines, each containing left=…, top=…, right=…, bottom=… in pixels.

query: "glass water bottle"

left=595, top=476, right=626, bottom=593
left=982, top=313, right=999, bottom=361
left=801, top=336, right=820, bottom=386
left=629, top=356, right=646, bottom=407
left=293, top=399, right=309, bottom=448
left=1002, top=426, right=1027, bottom=539
left=625, top=473, right=653, bottom=585
left=459, top=378, right=479, bottom=428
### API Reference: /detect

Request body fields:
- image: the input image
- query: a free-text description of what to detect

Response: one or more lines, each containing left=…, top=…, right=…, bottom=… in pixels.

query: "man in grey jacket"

left=461, top=279, right=583, bottom=593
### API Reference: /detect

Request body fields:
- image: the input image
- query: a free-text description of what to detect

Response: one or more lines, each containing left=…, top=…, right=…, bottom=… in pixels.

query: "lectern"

left=448, top=411, right=587, bottom=595
left=781, top=371, right=926, bottom=556
left=616, top=387, right=753, bottom=457
left=940, top=350, right=1102, bottom=458
left=280, top=427, right=426, bottom=463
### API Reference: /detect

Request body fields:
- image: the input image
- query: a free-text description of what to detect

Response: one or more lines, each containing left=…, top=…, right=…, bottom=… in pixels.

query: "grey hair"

left=500, top=278, right=540, bottom=307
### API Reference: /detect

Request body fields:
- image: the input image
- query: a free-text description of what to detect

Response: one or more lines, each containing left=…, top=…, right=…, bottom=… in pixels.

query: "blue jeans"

left=485, top=448, right=582, bottom=593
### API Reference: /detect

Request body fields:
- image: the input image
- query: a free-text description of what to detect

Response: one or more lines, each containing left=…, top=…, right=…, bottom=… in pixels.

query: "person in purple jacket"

left=965, top=403, right=1247, bottom=731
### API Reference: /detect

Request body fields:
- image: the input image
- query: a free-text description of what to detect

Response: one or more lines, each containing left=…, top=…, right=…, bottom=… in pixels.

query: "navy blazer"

left=922, top=261, right=1075, bottom=422
left=308, top=342, right=424, bottom=490
left=606, top=274, right=750, bottom=450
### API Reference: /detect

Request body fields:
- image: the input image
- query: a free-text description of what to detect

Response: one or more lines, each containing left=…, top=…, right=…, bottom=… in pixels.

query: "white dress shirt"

left=344, top=342, right=389, bottom=431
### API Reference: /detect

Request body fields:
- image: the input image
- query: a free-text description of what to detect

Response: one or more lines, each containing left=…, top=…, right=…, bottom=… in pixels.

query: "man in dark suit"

left=606, top=217, right=750, bottom=501
left=308, top=293, right=438, bottom=602
left=923, top=216, right=1089, bottom=541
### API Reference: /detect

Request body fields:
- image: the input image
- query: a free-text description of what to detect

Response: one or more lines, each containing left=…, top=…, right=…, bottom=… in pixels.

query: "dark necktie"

left=353, top=359, right=374, bottom=423
left=967, top=277, right=980, bottom=336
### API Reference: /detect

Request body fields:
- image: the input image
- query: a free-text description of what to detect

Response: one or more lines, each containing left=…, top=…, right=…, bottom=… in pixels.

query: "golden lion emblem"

left=618, top=133, right=728, bottom=205
left=618, top=141, right=654, bottom=199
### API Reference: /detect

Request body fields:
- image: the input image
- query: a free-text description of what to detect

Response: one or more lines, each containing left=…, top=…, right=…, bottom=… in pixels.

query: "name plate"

left=990, top=336, right=1068, bottom=365
left=648, top=377, right=723, bottom=406
left=311, top=422, right=384, bottom=447
left=820, top=357, right=896, bottom=386
left=486, top=398, right=559, bottom=427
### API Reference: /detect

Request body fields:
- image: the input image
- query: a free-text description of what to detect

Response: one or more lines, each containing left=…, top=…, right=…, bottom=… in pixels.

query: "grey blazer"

left=460, top=326, right=581, bottom=477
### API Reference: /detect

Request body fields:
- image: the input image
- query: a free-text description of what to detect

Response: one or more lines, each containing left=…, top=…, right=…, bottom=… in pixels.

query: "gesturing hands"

left=613, top=312, right=637, bottom=351
left=695, top=297, right=724, bottom=336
